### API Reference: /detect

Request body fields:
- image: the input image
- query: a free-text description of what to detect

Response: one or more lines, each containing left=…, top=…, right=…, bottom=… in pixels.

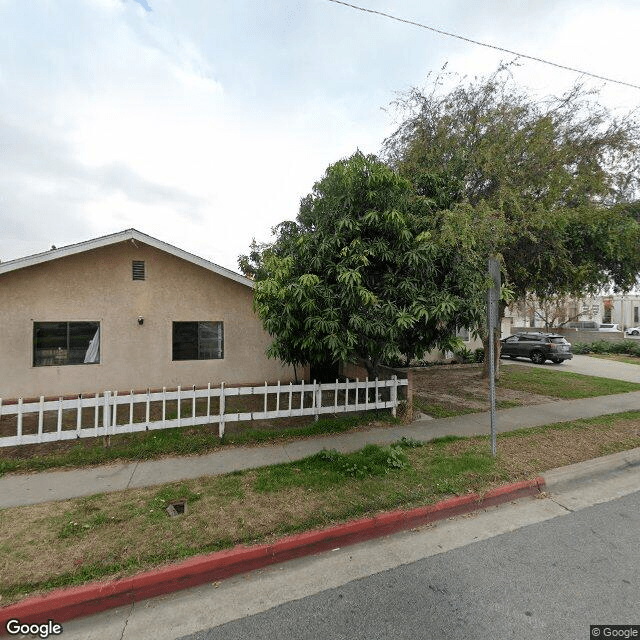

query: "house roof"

left=0, top=228, right=255, bottom=288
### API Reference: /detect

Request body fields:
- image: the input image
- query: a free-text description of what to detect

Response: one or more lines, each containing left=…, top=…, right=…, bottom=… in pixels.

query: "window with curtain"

left=172, top=322, right=224, bottom=361
left=33, top=322, right=100, bottom=366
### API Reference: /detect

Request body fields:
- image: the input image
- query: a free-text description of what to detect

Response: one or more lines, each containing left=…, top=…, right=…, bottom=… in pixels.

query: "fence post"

left=264, top=381, right=268, bottom=415
left=57, top=397, right=63, bottom=439
left=219, top=382, right=225, bottom=438
left=391, top=375, right=398, bottom=417
left=112, top=391, right=118, bottom=434
left=405, top=369, right=414, bottom=421
left=38, top=396, right=45, bottom=441
left=17, top=398, right=23, bottom=444
left=103, top=391, right=111, bottom=447
left=76, top=395, right=83, bottom=437
left=315, top=382, right=322, bottom=421
left=312, top=379, right=318, bottom=421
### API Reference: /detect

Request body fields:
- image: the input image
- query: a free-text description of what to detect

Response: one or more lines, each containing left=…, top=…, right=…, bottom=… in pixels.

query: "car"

left=500, top=332, right=573, bottom=364
left=599, top=323, right=620, bottom=332
left=627, top=326, right=640, bottom=336
left=567, top=321, right=599, bottom=330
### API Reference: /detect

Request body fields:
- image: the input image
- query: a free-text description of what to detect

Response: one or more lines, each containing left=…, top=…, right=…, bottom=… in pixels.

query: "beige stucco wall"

left=0, top=241, right=302, bottom=399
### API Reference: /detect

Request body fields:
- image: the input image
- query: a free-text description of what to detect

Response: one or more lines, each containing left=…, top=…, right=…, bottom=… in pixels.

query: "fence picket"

left=219, top=382, right=225, bottom=438
left=76, top=395, right=82, bottom=437
left=112, top=391, right=118, bottom=433
left=56, top=397, right=62, bottom=438
left=38, top=396, right=44, bottom=440
left=0, top=377, right=407, bottom=448
left=17, top=398, right=23, bottom=443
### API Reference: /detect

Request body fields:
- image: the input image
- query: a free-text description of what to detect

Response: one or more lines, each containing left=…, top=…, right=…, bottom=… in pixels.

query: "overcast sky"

left=1, top=0, right=639, bottom=272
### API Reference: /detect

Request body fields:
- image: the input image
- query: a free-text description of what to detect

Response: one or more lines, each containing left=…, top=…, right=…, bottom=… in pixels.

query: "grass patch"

left=588, top=354, right=640, bottom=366
left=3, top=409, right=640, bottom=604
left=0, top=412, right=397, bottom=477
left=499, top=366, right=640, bottom=399
left=413, top=396, right=478, bottom=418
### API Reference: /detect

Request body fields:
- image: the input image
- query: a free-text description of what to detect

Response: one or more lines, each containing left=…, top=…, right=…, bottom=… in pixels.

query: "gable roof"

left=0, top=228, right=255, bottom=288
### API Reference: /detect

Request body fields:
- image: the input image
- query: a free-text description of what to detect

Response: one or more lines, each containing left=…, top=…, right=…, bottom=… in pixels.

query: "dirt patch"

left=411, top=364, right=556, bottom=414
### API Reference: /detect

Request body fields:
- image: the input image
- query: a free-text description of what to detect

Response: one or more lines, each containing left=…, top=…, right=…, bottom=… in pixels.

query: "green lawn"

left=0, top=413, right=398, bottom=477
left=2, top=409, right=639, bottom=604
left=499, top=366, right=640, bottom=398
left=588, top=354, right=640, bottom=366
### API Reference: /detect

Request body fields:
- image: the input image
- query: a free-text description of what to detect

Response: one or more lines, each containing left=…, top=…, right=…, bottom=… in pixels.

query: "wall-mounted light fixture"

left=138, top=316, right=144, bottom=325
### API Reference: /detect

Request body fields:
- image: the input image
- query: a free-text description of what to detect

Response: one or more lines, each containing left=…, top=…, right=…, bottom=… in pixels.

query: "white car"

left=627, top=326, right=640, bottom=336
left=599, top=323, right=620, bottom=332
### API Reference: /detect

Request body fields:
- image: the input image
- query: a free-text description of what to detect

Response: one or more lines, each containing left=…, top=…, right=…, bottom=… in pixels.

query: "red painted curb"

left=0, top=477, right=545, bottom=633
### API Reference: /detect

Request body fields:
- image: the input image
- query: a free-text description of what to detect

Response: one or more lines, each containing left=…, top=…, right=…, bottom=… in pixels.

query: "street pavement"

left=0, top=359, right=638, bottom=508
left=180, top=490, right=640, bottom=640
left=55, top=446, right=640, bottom=640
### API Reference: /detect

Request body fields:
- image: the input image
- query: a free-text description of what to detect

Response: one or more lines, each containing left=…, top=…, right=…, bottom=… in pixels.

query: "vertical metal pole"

left=488, top=326, right=497, bottom=457
left=487, top=257, right=501, bottom=457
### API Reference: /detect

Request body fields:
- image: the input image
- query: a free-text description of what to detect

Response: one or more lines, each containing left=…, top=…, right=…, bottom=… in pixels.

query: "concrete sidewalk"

left=2, top=390, right=640, bottom=509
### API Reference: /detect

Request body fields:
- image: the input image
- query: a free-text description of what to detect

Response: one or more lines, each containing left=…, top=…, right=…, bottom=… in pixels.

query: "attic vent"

left=132, top=260, right=146, bottom=281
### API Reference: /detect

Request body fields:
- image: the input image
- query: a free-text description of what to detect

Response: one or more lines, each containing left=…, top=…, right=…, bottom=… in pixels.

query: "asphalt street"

left=180, top=490, right=640, bottom=640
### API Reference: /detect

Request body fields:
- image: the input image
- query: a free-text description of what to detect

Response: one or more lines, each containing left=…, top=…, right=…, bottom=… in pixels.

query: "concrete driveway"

left=503, top=353, right=640, bottom=383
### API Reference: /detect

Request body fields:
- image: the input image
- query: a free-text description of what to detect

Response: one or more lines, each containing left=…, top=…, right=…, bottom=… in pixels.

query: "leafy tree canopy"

left=242, top=151, right=491, bottom=377
left=384, top=64, right=640, bottom=303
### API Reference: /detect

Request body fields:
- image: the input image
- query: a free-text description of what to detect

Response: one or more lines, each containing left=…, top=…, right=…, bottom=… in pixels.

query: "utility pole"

left=487, top=258, right=501, bottom=456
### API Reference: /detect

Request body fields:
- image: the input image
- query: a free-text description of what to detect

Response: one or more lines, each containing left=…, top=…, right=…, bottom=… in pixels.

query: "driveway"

left=502, top=353, right=640, bottom=383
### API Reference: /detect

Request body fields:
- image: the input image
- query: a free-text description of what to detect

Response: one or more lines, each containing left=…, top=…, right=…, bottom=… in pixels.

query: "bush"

left=473, top=347, right=485, bottom=363
left=588, top=340, right=610, bottom=354
left=453, top=346, right=474, bottom=363
left=572, top=342, right=591, bottom=354
left=616, top=340, right=638, bottom=354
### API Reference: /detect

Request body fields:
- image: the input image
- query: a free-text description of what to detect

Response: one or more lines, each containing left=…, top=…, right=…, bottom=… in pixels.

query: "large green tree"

left=384, top=66, right=640, bottom=307
left=242, top=151, right=490, bottom=378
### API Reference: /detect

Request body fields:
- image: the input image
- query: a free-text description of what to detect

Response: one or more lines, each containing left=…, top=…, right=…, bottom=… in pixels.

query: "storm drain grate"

left=166, top=499, right=188, bottom=517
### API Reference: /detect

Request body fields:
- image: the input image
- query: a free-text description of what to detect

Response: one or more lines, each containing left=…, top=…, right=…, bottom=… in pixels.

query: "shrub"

left=588, top=340, right=610, bottom=354
left=453, top=346, right=474, bottom=363
left=473, top=347, right=485, bottom=363
left=572, top=342, right=591, bottom=354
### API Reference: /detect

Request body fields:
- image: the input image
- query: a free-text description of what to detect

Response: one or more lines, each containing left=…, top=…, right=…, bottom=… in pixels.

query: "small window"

left=172, top=322, right=223, bottom=361
left=33, top=322, right=100, bottom=366
left=132, top=260, right=146, bottom=281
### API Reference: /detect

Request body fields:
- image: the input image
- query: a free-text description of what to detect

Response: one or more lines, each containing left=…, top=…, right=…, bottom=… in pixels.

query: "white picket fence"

left=0, top=377, right=407, bottom=448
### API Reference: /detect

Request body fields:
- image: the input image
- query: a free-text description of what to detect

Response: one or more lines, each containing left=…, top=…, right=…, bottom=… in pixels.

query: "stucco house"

left=0, top=229, right=300, bottom=400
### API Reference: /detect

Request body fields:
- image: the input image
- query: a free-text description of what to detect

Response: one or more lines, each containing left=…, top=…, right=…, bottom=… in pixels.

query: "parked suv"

left=500, top=332, right=573, bottom=364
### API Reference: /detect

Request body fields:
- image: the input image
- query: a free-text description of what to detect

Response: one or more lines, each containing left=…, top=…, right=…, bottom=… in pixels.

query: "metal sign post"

left=487, top=258, right=501, bottom=457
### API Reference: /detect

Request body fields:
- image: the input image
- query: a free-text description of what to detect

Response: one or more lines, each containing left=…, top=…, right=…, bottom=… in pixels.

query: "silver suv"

left=500, top=332, right=573, bottom=364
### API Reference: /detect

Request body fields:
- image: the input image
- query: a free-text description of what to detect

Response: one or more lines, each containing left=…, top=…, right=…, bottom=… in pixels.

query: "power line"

left=327, top=0, right=640, bottom=91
